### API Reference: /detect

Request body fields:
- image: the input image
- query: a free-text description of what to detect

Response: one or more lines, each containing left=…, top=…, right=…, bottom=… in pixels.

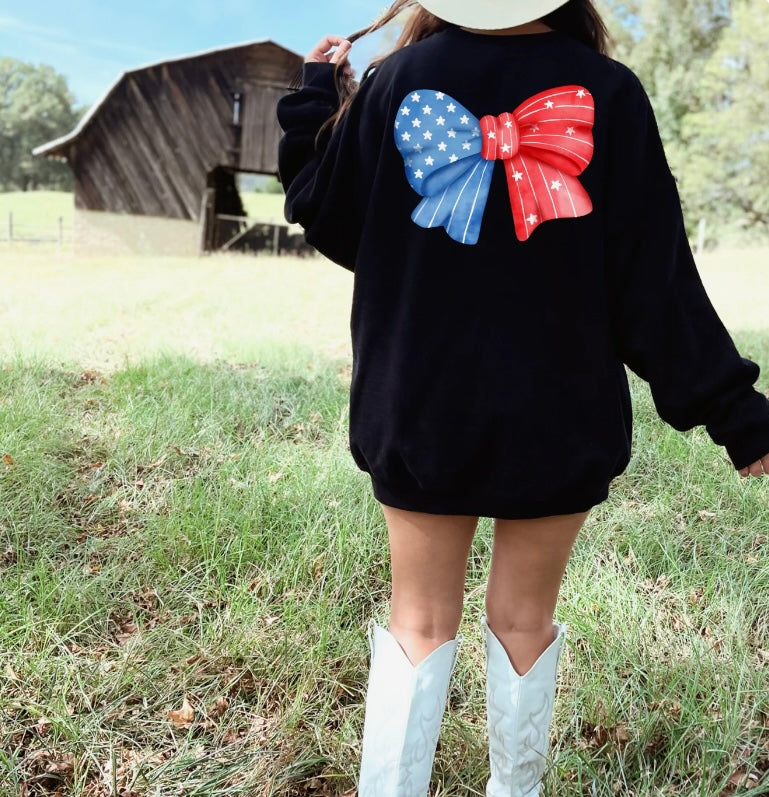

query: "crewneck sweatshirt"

left=276, top=25, right=769, bottom=518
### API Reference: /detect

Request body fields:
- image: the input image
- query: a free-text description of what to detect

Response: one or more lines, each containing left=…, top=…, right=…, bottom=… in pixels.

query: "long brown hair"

left=323, top=0, right=610, bottom=134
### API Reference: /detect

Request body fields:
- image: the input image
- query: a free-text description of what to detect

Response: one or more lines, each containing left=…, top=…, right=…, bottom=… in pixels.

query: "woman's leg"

left=380, top=503, right=479, bottom=665
left=484, top=511, right=589, bottom=675
left=357, top=504, right=478, bottom=795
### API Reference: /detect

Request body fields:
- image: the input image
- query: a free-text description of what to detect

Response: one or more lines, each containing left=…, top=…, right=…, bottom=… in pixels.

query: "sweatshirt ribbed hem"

left=370, top=476, right=609, bottom=519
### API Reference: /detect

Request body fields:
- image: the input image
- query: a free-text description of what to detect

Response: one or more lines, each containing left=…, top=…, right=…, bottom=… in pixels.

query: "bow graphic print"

left=393, top=87, right=595, bottom=244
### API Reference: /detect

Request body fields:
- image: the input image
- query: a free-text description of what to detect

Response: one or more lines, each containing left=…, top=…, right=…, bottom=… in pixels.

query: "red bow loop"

left=503, top=85, right=596, bottom=240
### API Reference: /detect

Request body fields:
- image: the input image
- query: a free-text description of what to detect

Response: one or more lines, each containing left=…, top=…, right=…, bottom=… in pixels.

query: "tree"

left=0, top=59, right=82, bottom=191
left=597, top=0, right=643, bottom=63
left=598, top=1, right=732, bottom=237
left=623, top=0, right=730, bottom=142
left=680, top=0, right=769, bottom=235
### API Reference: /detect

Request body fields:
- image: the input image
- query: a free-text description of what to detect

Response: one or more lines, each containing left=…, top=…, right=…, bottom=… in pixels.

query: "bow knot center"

left=480, top=113, right=520, bottom=161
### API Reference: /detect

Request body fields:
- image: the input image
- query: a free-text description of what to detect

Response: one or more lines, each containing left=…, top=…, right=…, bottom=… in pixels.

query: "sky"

left=0, top=0, right=387, bottom=108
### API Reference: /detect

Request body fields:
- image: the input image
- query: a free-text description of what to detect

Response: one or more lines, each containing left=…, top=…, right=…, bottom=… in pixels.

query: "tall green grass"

left=1, top=253, right=768, bottom=796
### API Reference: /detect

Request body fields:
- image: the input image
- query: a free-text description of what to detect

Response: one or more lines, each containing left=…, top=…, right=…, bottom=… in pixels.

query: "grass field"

left=0, top=190, right=286, bottom=232
left=1, top=204, right=769, bottom=795
left=0, top=191, right=74, bottom=227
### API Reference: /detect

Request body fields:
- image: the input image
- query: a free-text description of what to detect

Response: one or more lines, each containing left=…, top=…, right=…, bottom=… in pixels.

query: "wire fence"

left=0, top=212, right=73, bottom=246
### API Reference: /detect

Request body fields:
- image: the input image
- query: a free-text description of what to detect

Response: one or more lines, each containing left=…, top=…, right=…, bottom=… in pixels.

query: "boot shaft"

left=482, top=615, right=567, bottom=797
left=358, top=619, right=463, bottom=797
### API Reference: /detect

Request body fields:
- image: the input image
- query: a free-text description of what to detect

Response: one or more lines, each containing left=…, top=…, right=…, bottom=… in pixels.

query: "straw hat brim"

left=417, top=0, right=570, bottom=29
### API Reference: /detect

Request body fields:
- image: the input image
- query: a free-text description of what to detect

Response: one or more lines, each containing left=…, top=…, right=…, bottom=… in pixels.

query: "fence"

left=0, top=212, right=73, bottom=246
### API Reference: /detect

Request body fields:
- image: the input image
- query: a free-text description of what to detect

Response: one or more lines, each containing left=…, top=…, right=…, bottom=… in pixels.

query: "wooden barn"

left=33, top=40, right=303, bottom=255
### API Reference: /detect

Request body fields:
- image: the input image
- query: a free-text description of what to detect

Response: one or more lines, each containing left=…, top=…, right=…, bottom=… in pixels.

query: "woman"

left=277, top=1, right=769, bottom=794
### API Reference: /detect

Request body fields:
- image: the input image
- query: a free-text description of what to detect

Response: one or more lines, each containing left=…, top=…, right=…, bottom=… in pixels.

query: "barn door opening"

left=199, top=168, right=313, bottom=255
left=199, top=166, right=247, bottom=251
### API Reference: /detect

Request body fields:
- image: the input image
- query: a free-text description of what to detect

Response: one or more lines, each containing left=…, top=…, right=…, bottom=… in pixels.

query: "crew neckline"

left=445, top=25, right=564, bottom=42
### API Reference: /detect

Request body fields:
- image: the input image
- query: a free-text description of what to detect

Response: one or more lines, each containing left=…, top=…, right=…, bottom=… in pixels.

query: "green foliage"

left=259, top=176, right=285, bottom=194
left=0, top=58, right=81, bottom=191
left=628, top=0, right=729, bottom=141
left=680, top=0, right=769, bottom=237
left=600, top=0, right=768, bottom=243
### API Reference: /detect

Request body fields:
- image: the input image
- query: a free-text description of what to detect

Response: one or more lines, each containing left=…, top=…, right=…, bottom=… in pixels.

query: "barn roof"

left=33, top=39, right=301, bottom=158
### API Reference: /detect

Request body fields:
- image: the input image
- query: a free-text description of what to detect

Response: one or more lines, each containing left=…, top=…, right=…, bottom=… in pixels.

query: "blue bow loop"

left=394, top=90, right=489, bottom=245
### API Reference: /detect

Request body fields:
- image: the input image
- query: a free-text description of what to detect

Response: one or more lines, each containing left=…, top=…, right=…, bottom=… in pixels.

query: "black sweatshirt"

left=276, top=25, right=769, bottom=518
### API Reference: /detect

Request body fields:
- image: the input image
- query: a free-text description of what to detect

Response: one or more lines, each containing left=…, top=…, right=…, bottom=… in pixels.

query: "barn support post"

left=199, top=188, right=216, bottom=254
left=272, top=224, right=280, bottom=255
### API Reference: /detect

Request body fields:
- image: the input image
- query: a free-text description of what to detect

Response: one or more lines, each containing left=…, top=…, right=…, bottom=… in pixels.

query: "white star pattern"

left=527, top=213, right=538, bottom=224
left=512, top=171, right=523, bottom=182
left=566, top=127, right=575, bottom=136
left=530, top=124, right=540, bottom=133
left=504, top=120, right=513, bottom=128
left=394, top=90, right=492, bottom=197
left=545, top=100, right=554, bottom=109
left=550, top=180, right=562, bottom=191
left=576, top=89, right=586, bottom=98
left=501, top=143, right=511, bottom=153
left=487, top=130, right=496, bottom=139
left=395, top=121, right=399, bottom=128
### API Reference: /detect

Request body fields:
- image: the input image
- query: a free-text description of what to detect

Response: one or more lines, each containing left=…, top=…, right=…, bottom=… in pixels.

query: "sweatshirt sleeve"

left=276, top=62, right=384, bottom=271
left=604, top=70, right=769, bottom=470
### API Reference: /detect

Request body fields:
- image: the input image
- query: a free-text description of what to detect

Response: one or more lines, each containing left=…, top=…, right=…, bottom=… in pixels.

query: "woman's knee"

left=483, top=600, right=554, bottom=635
left=389, top=597, right=465, bottom=641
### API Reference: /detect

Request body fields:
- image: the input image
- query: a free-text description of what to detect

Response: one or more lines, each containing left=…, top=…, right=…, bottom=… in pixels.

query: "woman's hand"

left=738, top=453, right=769, bottom=478
left=306, top=35, right=353, bottom=76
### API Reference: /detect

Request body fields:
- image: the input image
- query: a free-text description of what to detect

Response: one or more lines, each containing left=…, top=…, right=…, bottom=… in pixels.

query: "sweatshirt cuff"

left=710, top=389, right=769, bottom=470
left=302, top=61, right=339, bottom=92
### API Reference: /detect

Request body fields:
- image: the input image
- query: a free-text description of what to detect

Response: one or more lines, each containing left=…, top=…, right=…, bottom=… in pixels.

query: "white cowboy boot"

left=481, top=614, right=568, bottom=797
left=358, top=618, right=463, bottom=796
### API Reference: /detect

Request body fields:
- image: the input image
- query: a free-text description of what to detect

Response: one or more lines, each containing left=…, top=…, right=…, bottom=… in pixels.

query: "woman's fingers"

left=305, top=35, right=344, bottom=62
left=739, top=454, right=769, bottom=478
left=329, top=40, right=352, bottom=65
left=305, top=35, right=352, bottom=64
